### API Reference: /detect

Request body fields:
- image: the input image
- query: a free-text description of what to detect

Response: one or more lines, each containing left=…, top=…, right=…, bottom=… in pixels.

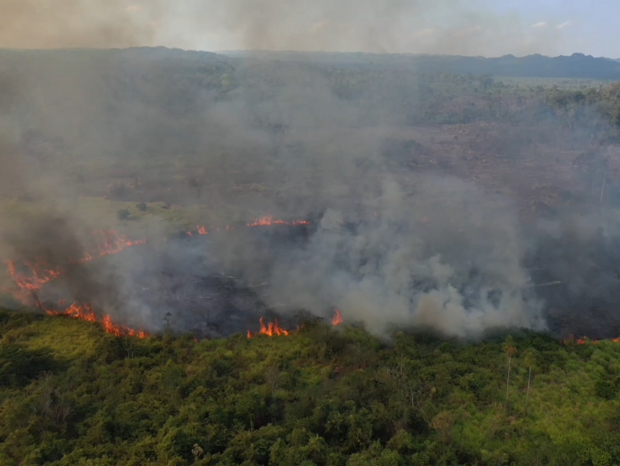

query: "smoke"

left=0, top=3, right=615, bottom=340
left=237, top=177, right=544, bottom=338
left=0, top=0, right=161, bottom=49
left=0, top=0, right=568, bottom=57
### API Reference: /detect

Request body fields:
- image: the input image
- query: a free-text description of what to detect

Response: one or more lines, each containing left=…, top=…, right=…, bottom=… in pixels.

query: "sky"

left=489, top=0, right=620, bottom=57
left=0, top=0, right=619, bottom=58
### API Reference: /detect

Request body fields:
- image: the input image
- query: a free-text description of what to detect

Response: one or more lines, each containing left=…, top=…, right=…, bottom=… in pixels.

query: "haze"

left=1, top=0, right=619, bottom=58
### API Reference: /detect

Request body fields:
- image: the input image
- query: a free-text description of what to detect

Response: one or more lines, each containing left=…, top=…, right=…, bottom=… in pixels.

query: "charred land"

left=2, top=48, right=620, bottom=465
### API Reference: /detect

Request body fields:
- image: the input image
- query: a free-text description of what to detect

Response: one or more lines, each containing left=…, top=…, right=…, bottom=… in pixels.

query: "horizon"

left=1, top=46, right=618, bottom=61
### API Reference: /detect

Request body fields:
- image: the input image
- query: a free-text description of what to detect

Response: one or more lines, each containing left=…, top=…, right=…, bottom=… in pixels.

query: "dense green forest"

left=2, top=309, right=620, bottom=466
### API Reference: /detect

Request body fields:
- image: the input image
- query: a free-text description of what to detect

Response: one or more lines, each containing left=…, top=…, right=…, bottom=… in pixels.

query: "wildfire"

left=45, top=302, right=97, bottom=321
left=92, top=230, right=146, bottom=258
left=6, top=216, right=312, bottom=341
left=247, top=215, right=309, bottom=227
left=5, top=229, right=148, bottom=339
left=188, top=214, right=309, bottom=236
left=247, top=310, right=343, bottom=338
left=42, top=301, right=148, bottom=338
left=247, top=317, right=290, bottom=338
left=563, top=334, right=620, bottom=345
left=6, top=259, right=62, bottom=291
left=101, top=314, right=149, bottom=338
left=5, top=230, right=146, bottom=294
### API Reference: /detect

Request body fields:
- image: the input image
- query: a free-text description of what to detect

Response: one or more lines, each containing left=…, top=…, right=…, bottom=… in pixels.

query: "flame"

left=247, top=317, right=291, bottom=338
left=40, top=301, right=148, bottom=338
left=5, top=230, right=145, bottom=295
left=190, top=215, right=308, bottom=236
left=93, top=230, right=146, bottom=258
left=45, top=302, right=97, bottom=321
left=100, top=314, right=148, bottom=338
left=6, top=259, right=62, bottom=291
left=563, top=333, right=620, bottom=345
left=247, top=215, right=309, bottom=227
left=5, top=229, right=148, bottom=339
left=247, top=311, right=339, bottom=338
left=7, top=230, right=146, bottom=291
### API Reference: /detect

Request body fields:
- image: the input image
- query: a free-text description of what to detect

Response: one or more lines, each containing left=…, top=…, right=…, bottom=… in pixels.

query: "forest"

left=1, top=308, right=620, bottom=466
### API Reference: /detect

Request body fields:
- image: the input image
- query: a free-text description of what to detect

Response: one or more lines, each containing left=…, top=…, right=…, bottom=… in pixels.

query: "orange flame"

left=247, top=215, right=309, bottom=227
left=563, top=333, right=620, bottom=345
left=5, top=230, right=145, bottom=295
left=100, top=314, right=148, bottom=338
left=6, top=259, right=62, bottom=291
left=92, top=230, right=146, bottom=258
left=332, top=309, right=343, bottom=325
left=5, top=229, right=148, bottom=339
left=191, top=215, right=307, bottom=236
left=41, top=301, right=148, bottom=338
left=247, top=317, right=291, bottom=338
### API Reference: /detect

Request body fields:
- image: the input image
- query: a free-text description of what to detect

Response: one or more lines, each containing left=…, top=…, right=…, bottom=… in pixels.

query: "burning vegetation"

left=5, top=209, right=620, bottom=344
left=4, top=229, right=149, bottom=338
left=2, top=217, right=326, bottom=340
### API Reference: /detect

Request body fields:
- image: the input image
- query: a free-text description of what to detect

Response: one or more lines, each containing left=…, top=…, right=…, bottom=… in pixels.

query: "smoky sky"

left=0, top=0, right=569, bottom=57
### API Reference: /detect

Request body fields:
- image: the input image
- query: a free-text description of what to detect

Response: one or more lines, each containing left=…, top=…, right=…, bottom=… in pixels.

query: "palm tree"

left=503, top=336, right=517, bottom=407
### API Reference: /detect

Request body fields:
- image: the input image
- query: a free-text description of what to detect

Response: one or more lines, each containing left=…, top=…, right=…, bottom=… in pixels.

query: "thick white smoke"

left=258, top=177, right=545, bottom=338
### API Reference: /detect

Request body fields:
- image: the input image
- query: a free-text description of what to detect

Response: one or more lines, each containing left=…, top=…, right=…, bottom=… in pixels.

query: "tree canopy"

left=1, top=309, right=620, bottom=465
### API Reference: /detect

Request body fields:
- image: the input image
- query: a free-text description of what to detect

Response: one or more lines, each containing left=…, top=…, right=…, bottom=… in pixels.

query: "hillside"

left=1, top=309, right=620, bottom=465
left=224, top=50, right=620, bottom=80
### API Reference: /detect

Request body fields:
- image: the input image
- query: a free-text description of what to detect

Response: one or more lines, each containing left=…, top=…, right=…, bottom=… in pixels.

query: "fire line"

left=4, top=215, right=309, bottom=339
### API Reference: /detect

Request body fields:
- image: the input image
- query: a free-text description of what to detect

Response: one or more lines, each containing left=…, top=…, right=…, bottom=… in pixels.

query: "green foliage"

left=0, top=344, right=55, bottom=387
left=116, top=208, right=131, bottom=221
left=595, top=379, right=617, bottom=400
left=2, top=308, right=620, bottom=465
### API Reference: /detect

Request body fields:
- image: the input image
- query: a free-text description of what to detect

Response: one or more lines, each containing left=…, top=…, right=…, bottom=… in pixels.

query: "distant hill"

left=2, top=47, right=619, bottom=82
left=225, top=50, right=620, bottom=80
